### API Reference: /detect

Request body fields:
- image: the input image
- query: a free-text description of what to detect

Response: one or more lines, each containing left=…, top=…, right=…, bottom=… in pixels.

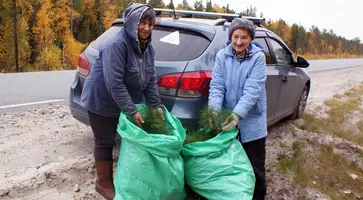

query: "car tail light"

left=78, top=53, right=90, bottom=76
left=158, top=71, right=212, bottom=98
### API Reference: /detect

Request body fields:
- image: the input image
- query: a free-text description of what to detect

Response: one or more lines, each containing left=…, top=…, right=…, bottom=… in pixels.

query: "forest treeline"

left=1, top=0, right=362, bottom=72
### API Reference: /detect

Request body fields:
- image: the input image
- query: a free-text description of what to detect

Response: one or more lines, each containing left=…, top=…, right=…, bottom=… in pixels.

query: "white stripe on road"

left=0, top=99, right=64, bottom=109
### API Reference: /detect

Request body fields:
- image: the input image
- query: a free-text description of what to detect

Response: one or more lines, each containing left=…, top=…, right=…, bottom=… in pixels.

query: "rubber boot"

left=95, top=160, right=115, bottom=200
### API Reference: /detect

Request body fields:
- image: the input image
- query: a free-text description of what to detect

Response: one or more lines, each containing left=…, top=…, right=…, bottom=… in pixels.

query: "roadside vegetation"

left=276, top=82, right=363, bottom=200
left=297, top=82, right=363, bottom=145
left=277, top=141, right=363, bottom=200
left=2, top=0, right=363, bottom=73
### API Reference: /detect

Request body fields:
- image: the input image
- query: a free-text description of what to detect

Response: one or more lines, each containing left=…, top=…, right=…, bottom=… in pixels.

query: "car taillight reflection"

left=78, top=53, right=89, bottom=76
left=158, top=71, right=212, bottom=98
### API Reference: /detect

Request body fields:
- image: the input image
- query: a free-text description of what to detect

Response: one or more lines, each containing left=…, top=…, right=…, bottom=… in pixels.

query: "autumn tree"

left=0, top=0, right=33, bottom=72
left=213, top=3, right=224, bottom=13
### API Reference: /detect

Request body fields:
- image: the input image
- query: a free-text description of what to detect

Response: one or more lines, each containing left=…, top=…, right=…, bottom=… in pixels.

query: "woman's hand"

left=133, top=111, right=145, bottom=128
left=221, top=113, right=240, bottom=132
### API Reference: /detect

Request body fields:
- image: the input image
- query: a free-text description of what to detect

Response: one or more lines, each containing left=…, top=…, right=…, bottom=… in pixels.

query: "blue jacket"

left=80, top=4, right=162, bottom=117
left=208, top=42, right=267, bottom=143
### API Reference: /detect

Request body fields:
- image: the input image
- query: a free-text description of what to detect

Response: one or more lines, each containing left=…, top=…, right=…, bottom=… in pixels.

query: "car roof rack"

left=153, top=8, right=265, bottom=26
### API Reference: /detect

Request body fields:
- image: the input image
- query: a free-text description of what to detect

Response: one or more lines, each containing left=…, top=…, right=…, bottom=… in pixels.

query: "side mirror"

left=294, top=56, right=310, bottom=68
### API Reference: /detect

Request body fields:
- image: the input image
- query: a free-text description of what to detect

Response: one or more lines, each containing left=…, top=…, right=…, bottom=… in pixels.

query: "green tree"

left=240, top=5, right=257, bottom=17
left=290, top=23, right=299, bottom=53
left=205, top=0, right=214, bottom=12
left=177, top=0, right=192, bottom=10
left=193, top=0, right=204, bottom=11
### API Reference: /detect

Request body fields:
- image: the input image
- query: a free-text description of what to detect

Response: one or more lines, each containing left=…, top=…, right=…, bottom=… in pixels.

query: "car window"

left=268, top=39, right=292, bottom=65
left=253, top=37, right=272, bottom=64
left=91, top=25, right=211, bottom=62
left=151, top=26, right=211, bottom=61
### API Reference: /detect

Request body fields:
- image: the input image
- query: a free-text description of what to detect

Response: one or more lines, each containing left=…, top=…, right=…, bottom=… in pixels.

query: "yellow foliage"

left=328, top=45, right=334, bottom=54
left=32, top=0, right=55, bottom=50
left=0, top=0, right=33, bottom=72
left=82, top=0, right=97, bottom=24
left=52, top=0, right=79, bottom=41
left=103, top=2, right=119, bottom=30
left=36, top=45, right=62, bottom=71
left=63, top=32, right=85, bottom=68
left=213, top=3, right=225, bottom=13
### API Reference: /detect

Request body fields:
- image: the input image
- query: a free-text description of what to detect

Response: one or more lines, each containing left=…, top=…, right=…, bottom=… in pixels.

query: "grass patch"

left=359, top=149, right=363, bottom=157
left=279, top=142, right=289, bottom=148
left=358, top=120, right=363, bottom=133
left=296, top=85, right=363, bottom=146
left=277, top=141, right=363, bottom=200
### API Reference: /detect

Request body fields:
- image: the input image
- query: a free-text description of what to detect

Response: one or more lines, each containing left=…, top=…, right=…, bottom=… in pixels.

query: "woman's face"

left=231, top=28, right=252, bottom=55
left=138, top=18, right=153, bottom=40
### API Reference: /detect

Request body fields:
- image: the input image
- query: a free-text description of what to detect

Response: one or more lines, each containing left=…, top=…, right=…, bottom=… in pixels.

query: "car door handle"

left=282, top=76, right=288, bottom=83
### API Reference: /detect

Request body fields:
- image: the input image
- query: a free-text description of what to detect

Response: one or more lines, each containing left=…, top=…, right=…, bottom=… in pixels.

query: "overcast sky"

left=172, top=0, right=363, bottom=41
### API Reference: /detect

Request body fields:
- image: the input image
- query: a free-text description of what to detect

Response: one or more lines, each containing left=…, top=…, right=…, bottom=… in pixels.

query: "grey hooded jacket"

left=80, top=4, right=162, bottom=117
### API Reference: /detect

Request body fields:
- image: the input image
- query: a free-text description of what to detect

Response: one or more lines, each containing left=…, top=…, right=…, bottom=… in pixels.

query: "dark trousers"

left=242, top=137, right=267, bottom=200
left=88, top=111, right=118, bottom=161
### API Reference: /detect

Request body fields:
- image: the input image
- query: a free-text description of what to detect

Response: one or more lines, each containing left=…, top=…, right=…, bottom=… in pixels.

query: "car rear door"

left=267, top=37, right=301, bottom=118
left=151, top=25, right=212, bottom=112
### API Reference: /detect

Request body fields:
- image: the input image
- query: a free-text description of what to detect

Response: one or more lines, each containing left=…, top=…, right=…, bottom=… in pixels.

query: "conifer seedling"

left=133, top=108, right=171, bottom=135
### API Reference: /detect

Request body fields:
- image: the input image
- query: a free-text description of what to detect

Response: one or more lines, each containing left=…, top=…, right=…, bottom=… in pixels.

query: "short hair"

left=141, top=8, right=156, bottom=23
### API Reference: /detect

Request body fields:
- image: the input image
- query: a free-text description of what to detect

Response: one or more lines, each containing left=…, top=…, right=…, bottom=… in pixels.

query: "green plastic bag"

left=114, top=104, right=186, bottom=200
left=181, top=128, right=256, bottom=200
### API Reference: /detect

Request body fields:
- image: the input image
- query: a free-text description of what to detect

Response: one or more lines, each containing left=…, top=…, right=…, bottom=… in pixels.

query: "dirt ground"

left=0, top=66, right=362, bottom=200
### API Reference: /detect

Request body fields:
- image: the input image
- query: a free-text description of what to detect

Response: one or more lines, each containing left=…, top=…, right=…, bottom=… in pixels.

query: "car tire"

left=290, top=85, right=308, bottom=120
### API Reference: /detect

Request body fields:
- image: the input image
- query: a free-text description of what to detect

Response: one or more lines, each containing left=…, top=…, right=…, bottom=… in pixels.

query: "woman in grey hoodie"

left=80, top=3, right=163, bottom=200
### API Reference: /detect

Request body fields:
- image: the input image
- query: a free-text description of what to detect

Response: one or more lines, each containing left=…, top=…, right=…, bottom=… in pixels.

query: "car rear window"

left=90, top=25, right=211, bottom=62
left=91, top=26, right=122, bottom=49
left=151, top=26, right=211, bottom=61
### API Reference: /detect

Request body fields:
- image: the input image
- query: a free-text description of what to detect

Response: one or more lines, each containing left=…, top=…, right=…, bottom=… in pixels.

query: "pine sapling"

left=184, top=106, right=233, bottom=144
left=133, top=108, right=171, bottom=135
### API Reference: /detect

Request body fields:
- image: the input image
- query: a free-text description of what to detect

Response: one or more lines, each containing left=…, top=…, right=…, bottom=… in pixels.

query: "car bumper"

left=69, top=72, right=90, bottom=126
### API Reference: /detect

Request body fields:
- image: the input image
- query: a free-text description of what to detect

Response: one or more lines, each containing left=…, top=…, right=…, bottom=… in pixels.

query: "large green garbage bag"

left=114, top=104, right=186, bottom=200
left=181, top=128, right=256, bottom=200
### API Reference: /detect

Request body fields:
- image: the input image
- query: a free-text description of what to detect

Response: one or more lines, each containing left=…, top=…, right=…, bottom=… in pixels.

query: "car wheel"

left=290, top=85, right=308, bottom=120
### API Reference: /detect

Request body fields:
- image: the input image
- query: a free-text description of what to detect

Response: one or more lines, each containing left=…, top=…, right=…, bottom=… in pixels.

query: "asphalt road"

left=0, top=58, right=363, bottom=112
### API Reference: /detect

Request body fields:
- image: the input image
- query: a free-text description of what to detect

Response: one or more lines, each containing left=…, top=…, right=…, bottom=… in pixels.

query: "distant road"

left=307, top=58, right=363, bottom=72
left=0, top=58, right=363, bottom=111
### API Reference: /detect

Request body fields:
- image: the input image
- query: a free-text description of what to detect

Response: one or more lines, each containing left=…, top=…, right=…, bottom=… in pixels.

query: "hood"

left=224, top=40, right=264, bottom=59
left=123, top=3, right=153, bottom=52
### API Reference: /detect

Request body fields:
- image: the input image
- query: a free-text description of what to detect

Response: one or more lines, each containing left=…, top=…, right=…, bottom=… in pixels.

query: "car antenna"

left=170, top=0, right=178, bottom=19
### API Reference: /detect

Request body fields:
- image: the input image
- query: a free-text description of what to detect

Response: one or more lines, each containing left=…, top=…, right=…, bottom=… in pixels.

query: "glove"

left=221, top=113, right=240, bottom=132
left=151, top=107, right=164, bottom=121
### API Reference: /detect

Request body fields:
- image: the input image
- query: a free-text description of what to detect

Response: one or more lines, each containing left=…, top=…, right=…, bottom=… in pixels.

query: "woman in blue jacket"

left=80, top=3, right=163, bottom=200
left=208, top=18, right=267, bottom=200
